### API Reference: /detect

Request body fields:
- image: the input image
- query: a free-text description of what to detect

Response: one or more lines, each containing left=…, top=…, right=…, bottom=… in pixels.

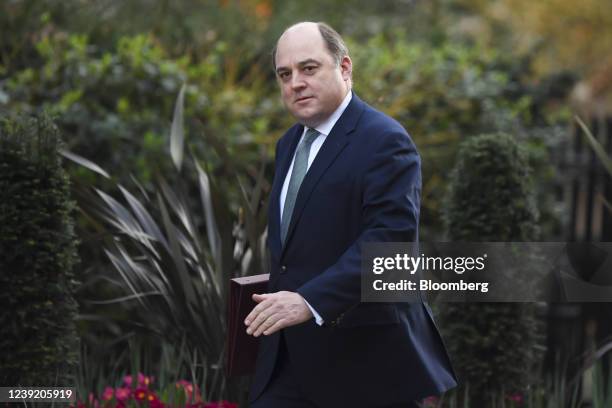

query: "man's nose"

left=290, top=73, right=306, bottom=90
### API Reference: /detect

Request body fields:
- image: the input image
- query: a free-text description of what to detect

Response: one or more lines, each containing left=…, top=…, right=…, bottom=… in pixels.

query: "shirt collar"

left=308, top=90, right=352, bottom=137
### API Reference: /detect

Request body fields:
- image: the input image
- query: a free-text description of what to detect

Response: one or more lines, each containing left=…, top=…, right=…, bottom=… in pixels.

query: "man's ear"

left=340, top=55, right=352, bottom=81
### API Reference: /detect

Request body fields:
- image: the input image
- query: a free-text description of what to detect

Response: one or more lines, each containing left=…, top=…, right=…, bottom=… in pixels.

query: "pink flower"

left=146, top=391, right=164, bottom=408
left=507, top=392, right=524, bottom=404
left=114, top=387, right=131, bottom=402
left=102, top=387, right=114, bottom=401
left=175, top=380, right=202, bottom=403
left=87, top=392, right=100, bottom=408
left=122, top=375, right=133, bottom=387
left=134, top=387, right=148, bottom=402
left=138, top=372, right=154, bottom=387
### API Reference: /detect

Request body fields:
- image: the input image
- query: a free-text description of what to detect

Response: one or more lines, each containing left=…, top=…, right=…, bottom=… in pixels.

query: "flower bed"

left=73, top=373, right=237, bottom=408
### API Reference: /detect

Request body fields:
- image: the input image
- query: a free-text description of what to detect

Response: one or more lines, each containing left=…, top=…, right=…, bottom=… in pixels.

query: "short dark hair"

left=271, top=22, right=349, bottom=70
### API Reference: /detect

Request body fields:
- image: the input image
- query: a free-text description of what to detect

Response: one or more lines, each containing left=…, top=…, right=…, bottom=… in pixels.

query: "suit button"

left=280, top=265, right=287, bottom=273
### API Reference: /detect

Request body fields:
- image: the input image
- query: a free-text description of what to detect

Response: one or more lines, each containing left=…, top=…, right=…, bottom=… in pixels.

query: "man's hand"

left=244, top=291, right=313, bottom=337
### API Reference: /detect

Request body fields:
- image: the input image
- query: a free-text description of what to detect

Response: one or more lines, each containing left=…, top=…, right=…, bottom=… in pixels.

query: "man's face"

left=274, top=24, right=351, bottom=128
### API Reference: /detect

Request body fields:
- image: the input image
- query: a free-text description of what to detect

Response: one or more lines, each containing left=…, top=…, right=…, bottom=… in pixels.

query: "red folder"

left=226, top=273, right=269, bottom=377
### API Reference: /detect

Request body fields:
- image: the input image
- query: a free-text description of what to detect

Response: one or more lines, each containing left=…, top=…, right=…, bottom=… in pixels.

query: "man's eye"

left=304, top=66, right=316, bottom=73
left=279, top=72, right=290, bottom=79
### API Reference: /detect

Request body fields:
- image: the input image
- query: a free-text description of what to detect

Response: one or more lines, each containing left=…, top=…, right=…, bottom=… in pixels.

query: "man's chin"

left=292, top=112, right=323, bottom=128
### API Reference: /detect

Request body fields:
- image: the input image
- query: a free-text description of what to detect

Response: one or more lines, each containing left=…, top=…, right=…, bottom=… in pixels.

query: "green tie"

left=281, top=128, right=320, bottom=244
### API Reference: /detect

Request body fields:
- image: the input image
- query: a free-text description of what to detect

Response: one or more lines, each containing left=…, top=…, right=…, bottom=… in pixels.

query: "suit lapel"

left=280, top=94, right=366, bottom=257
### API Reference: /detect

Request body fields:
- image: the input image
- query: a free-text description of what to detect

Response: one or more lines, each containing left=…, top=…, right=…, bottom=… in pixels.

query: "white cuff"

left=303, top=299, right=324, bottom=326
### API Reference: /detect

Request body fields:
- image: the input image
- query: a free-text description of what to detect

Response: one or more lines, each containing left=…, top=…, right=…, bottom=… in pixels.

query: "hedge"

left=440, top=133, right=543, bottom=404
left=0, top=114, right=79, bottom=386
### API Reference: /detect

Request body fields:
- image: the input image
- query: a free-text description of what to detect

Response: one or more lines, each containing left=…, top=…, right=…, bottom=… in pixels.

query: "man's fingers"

left=252, top=293, right=267, bottom=301
left=247, top=300, right=281, bottom=334
left=245, top=297, right=271, bottom=325
left=263, top=318, right=288, bottom=336
left=252, top=313, right=279, bottom=337
left=247, top=308, right=272, bottom=335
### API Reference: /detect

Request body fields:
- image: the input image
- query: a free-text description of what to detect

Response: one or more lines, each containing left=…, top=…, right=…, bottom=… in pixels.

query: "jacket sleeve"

left=296, top=129, right=421, bottom=323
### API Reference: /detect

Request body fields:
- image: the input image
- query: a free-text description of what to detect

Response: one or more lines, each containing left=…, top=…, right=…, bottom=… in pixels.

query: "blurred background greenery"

left=1, top=0, right=612, bottom=406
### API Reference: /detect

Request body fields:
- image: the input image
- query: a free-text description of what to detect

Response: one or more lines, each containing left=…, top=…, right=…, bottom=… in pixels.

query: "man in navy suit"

left=245, top=22, right=457, bottom=407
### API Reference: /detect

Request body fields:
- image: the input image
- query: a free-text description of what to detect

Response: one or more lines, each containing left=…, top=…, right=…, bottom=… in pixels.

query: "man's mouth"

left=295, top=96, right=313, bottom=103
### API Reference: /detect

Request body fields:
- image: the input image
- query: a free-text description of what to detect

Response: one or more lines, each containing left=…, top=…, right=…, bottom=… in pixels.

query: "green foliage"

left=350, top=32, right=560, bottom=238
left=0, top=114, right=79, bottom=386
left=7, top=33, right=188, bottom=184
left=4, top=31, right=281, bottom=188
left=439, top=133, right=543, bottom=404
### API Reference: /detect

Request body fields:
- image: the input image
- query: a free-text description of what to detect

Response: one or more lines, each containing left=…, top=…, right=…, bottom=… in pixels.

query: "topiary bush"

left=0, top=114, right=79, bottom=386
left=440, top=132, right=544, bottom=405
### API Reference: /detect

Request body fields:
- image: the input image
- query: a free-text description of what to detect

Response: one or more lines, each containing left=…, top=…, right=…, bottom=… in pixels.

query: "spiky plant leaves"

left=64, top=86, right=269, bottom=401
left=575, top=115, right=612, bottom=177
left=170, top=83, right=186, bottom=172
left=195, top=159, right=221, bottom=268
left=118, top=185, right=168, bottom=250
left=59, top=149, right=111, bottom=179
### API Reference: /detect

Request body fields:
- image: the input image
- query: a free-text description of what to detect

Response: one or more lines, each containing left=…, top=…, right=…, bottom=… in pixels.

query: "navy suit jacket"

left=250, top=93, right=457, bottom=407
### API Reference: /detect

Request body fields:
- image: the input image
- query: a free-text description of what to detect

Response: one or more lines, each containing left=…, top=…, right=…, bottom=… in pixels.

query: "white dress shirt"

left=279, top=90, right=353, bottom=325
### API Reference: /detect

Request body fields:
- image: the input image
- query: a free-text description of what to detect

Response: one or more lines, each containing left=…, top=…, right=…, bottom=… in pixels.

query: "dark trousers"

left=249, top=332, right=422, bottom=408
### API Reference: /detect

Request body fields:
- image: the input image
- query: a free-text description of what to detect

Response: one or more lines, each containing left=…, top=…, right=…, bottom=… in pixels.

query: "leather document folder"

left=226, top=273, right=269, bottom=377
